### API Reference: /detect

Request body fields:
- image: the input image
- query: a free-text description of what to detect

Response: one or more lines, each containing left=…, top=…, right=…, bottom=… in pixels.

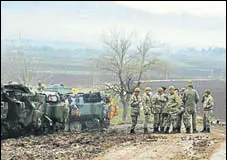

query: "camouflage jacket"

left=202, top=95, right=214, bottom=111
left=142, top=93, right=152, bottom=115
left=160, top=93, right=169, bottom=113
left=183, top=87, right=200, bottom=110
left=130, top=94, right=142, bottom=116
left=166, top=92, right=182, bottom=114
left=152, top=93, right=167, bottom=114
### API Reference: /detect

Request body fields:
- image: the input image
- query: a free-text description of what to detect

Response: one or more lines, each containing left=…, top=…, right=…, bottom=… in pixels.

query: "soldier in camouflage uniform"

left=130, top=88, right=142, bottom=134
left=159, top=87, right=169, bottom=133
left=182, top=80, right=200, bottom=133
left=175, top=88, right=186, bottom=133
left=142, top=87, right=152, bottom=133
left=165, top=86, right=183, bottom=133
left=160, top=86, right=171, bottom=133
left=151, top=87, right=167, bottom=133
left=201, top=89, right=214, bottom=133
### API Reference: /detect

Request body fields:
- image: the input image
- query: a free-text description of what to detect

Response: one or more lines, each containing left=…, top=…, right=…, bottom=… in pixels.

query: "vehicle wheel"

left=70, top=121, right=82, bottom=132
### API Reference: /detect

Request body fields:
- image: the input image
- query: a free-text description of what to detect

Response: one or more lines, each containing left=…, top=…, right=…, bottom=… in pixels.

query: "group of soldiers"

left=130, top=80, right=214, bottom=134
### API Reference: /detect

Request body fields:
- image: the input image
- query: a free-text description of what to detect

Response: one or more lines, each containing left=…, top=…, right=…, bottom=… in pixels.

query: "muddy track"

left=1, top=123, right=225, bottom=160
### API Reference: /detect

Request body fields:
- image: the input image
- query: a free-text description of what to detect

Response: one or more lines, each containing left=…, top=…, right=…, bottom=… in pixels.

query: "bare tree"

left=97, top=30, right=159, bottom=121
left=1, top=39, right=53, bottom=87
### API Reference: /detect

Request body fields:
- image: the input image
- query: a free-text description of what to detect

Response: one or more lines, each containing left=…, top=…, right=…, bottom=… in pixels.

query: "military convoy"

left=1, top=82, right=119, bottom=139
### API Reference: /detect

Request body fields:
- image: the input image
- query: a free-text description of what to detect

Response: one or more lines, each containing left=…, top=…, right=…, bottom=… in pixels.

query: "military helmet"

left=134, top=88, right=140, bottom=92
left=188, top=80, right=193, bottom=86
left=145, top=87, right=151, bottom=91
left=157, top=87, right=163, bottom=93
left=169, top=86, right=175, bottom=90
left=204, top=89, right=211, bottom=94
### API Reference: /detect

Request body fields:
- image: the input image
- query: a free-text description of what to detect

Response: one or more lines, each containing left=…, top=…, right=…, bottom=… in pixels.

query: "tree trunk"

left=122, top=100, right=127, bottom=122
left=121, top=94, right=130, bottom=121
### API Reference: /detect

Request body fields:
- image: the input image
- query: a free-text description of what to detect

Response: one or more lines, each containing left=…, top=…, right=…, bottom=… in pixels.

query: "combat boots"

left=171, top=127, right=177, bottom=134
left=160, top=127, right=165, bottom=133
left=130, top=129, right=135, bottom=134
left=176, top=127, right=181, bottom=133
left=193, top=129, right=198, bottom=133
left=200, top=127, right=207, bottom=133
left=153, top=128, right=159, bottom=133
left=144, top=128, right=148, bottom=134
left=164, top=127, right=170, bottom=134
left=186, top=128, right=191, bottom=134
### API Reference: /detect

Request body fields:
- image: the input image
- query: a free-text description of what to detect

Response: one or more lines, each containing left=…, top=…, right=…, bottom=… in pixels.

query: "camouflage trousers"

left=203, top=110, right=213, bottom=129
left=143, top=114, right=150, bottom=129
left=176, top=112, right=183, bottom=129
left=153, top=113, right=162, bottom=128
left=170, top=113, right=179, bottom=129
left=183, top=108, right=197, bottom=130
left=131, top=116, right=139, bottom=130
left=161, top=113, right=178, bottom=129
left=161, top=113, right=170, bottom=128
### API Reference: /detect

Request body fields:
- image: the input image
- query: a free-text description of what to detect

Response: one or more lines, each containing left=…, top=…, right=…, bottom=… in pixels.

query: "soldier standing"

left=142, top=87, right=152, bottom=133
left=160, top=86, right=171, bottom=133
left=175, top=88, right=186, bottom=133
left=159, top=87, right=168, bottom=133
left=130, top=88, right=142, bottom=134
left=166, top=86, right=182, bottom=133
left=152, top=87, right=167, bottom=133
left=182, top=80, right=200, bottom=133
left=201, top=89, right=214, bottom=133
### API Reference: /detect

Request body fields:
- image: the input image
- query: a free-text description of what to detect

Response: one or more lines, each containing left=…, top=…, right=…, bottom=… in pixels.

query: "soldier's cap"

left=157, top=87, right=163, bottom=93
left=134, top=88, right=140, bottom=92
left=145, top=87, right=151, bottom=91
left=204, top=89, right=211, bottom=94
left=188, top=80, right=193, bottom=86
left=169, top=86, right=175, bottom=90
left=161, top=86, right=166, bottom=91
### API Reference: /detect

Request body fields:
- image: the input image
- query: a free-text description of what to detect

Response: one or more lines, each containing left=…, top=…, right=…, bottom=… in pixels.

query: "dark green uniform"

left=182, top=86, right=200, bottom=133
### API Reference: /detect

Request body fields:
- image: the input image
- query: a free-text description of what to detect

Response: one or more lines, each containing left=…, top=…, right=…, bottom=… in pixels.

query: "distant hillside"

left=1, top=38, right=226, bottom=82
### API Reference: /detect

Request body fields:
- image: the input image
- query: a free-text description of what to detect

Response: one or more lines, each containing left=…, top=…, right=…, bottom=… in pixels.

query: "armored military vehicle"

left=1, top=82, right=51, bottom=138
left=68, top=92, right=112, bottom=132
left=39, top=91, right=69, bottom=132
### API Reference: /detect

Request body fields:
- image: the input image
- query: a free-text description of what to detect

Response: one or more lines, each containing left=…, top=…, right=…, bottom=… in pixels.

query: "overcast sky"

left=1, top=1, right=226, bottom=49
left=115, top=1, right=226, bottom=16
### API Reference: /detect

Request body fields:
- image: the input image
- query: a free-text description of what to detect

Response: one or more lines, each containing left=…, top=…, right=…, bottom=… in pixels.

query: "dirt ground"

left=1, top=122, right=226, bottom=160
